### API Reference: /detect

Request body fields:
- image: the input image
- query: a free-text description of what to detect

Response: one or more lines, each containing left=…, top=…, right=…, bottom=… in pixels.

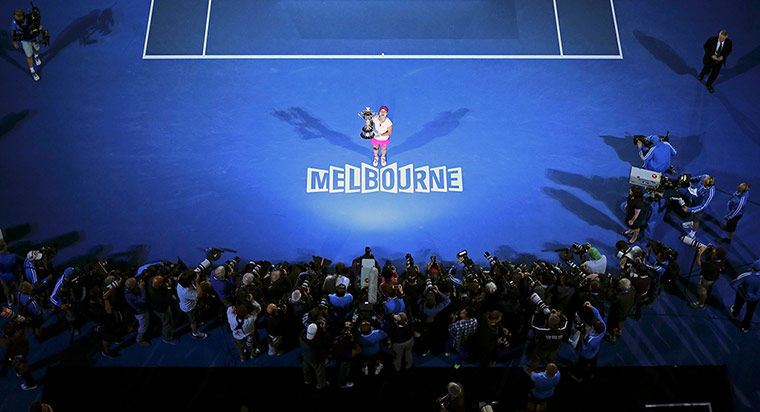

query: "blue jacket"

left=125, top=285, right=149, bottom=314
left=730, top=269, right=760, bottom=302
left=579, top=306, right=606, bottom=359
left=681, top=174, right=714, bottom=213
left=358, top=329, right=388, bottom=356
left=640, top=137, right=676, bottom=174
left=24, top=258, right=50, bottom=290
left=211, top=276, right=236, bottom=301
left=726, top=190, right=749, bottom=220
left=0, top=253, right=19, bottom=282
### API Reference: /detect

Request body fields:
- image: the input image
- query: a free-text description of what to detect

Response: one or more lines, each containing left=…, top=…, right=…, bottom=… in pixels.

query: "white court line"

left=645, top=403, right=712, bottom=412
left=552, top=0, right=564, bottom=55
left=142, top=0, right=156, bottom=59
left=202, top=0, right=213, bottom=55
left=142, top=54, right=623, bottom=60
left=610, top=0, right=623, bottom=58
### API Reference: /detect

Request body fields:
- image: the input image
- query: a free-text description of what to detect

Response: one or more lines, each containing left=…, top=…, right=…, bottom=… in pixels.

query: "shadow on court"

left=542, top=186, right=624, bottom=233
left=0, top=110, right=33, bottom=140
left=598, top=133, right=704, bottom=171
left=41, top=8, right=115, bottom=67
left=272, top=107, right=470, bottom=157
left=633, top=30, right=698, bottom=77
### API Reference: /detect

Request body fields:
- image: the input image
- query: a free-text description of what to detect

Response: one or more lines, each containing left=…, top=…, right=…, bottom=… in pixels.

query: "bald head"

left=546, top=363, right=558, bottom=377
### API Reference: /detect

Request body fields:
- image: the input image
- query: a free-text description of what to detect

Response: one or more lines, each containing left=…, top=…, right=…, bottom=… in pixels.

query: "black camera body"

left=633, top=131, right=669, bottom=148
left=28, top=3, right=50, bottom=46
left=646, top=239, right=678, bottom=262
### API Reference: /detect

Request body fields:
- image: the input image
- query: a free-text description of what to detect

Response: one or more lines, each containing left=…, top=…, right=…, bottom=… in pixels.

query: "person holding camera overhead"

left=11, top=8, right=43, bottom=81
left=366, top=106, right=393, bottom=167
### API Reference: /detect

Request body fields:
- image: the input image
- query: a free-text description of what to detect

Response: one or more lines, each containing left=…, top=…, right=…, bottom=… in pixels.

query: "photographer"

left=629, top=262, right=651, bottom=320
left=227, top=303, right=261, bottom=362
left=615, top=240, right=644, bottom=272
left=436, top=382, right=466, bottom=412
left=445, top=306, right=478, bottom=369
left=637, top=135, right=677, bottom=174
left=300, top=322, right=330, bottom=389
left=579, top=244, right=607, bottom=276
left=264, top=303, right=287, bottom=356
left=88, top=277, right=123, bottom=359
left=472, top=310, right=506, bottom=367
left=176, top=270, right=208, bottom=339
left=385, top=312, right=415, bottom=371
left=569, top=302, right=606, bottom=383
left=328, top=276, right=354, bottom=321
left=145, top=272, right=177, bottom=344
left=11, top=7, right=43, bottom=81
left=123, top=277, right=150, bottom=346
left=689, top=245, right=726, bottom=310
left=729, top=259, right=760, bottom=332
left=417, top=284, right=451, bottom=356
left=357, top=319, right=388, bottom=375
left=332, top=323, right=361, bottom=388
left=604, top=278, right=635, bottom=343
left=1, top=320, right=38, bottom=390
left=526, top=363, right=560, bottom=412
left=528, top=309, right=568, bottom=371
left=677, top=174, right=715, bottom=239
left=211, top=264, right=237, bottom=308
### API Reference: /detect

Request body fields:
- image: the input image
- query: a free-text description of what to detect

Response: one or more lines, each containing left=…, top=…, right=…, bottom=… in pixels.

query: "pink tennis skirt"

left=371, top=138, right=390, bottom=148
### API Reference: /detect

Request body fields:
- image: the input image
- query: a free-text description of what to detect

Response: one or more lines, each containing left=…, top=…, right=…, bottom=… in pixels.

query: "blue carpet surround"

left=1, top=0, right=759, bottom=411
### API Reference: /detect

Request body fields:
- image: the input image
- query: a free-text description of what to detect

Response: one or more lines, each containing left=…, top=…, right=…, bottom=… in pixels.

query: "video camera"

left=29, top=2, right=50, bottom=46
left=646, top=239, right=678, bottom=262
left=632, top=131, right=669, bottom=149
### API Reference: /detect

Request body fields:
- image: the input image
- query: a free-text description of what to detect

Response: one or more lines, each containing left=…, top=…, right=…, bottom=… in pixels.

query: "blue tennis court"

left=1, top=0, right=759, bottom=411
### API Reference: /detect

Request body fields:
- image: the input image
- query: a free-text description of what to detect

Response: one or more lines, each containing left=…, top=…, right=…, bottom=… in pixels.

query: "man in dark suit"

left=699, top=30, right=732, bottom=93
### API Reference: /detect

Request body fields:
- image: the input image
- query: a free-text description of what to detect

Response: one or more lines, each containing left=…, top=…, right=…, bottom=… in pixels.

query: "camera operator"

left=123, top=277, right=151, bottom=346
left=729, top=259, right=760, bottom=332
left=399, top=264, right=425, bottom=321
left=604, top=278, right=635, bottom=343
left=11, top=8, right=43, bottom=81
left=145, top=271, right=177, bottom=344
left=689, top=244, right=726, bottom=310
left=629, top=262, right=651, bottom=320
left=333, top=322, right=361, bottom=388
left=676, top=174, right=715, bottom=239
left=263, top=268, right=290, bottom=304
left=445, top=306, right=478, bottom=369
left=615, top=240, right=644, bottom=272
left=264, top=302, right=288, bottom=356
left=636, top=135, right=677, bottom=174
left=579, top=244, right=607, bottom=276
left=228, top=302, right=262, bottom=362
left=0, top=240, right=20, bottom=307
left=644, top=240, right=680, bottom=296
left=16, top=282, right=44, bottom=339
left=528, top=309, right=568, bottom=371
left=1, top=319, right=38, bottom=390
left=211, top=264, right=237, bottom=308
left=569, top=302, right=606, bottom=383
left=717, top=182, right=750, bottom=245
left=176, top=270, right=208, bottom=339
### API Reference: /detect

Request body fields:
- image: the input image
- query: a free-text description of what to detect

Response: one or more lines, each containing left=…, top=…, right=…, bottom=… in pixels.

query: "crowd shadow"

left=542, top=187, right=624, bottom=233
left=599, top=133, right=705, bottom=171
left=7, top=230, right=86, bottom=257
left=490, top=245, right=539, bottom=265
left=40, top=8, right=115, bottom=68
left=633, top=30, right=698, bottom=78
left=272, top=107, right=469, bottom=159
left=716, top=44, right=760, bottom=84
left=546, top=168, right=628, bottom=216
left=1, top=222, right=36, bottom=242
left=0, top=110, right=32, bottom=140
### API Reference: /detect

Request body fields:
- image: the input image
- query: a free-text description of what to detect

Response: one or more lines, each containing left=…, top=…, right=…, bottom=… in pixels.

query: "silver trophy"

left=357, top=107, right=376, bottom=140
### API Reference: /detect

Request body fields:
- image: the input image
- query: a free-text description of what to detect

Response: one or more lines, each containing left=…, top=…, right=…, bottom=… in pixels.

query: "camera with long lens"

left=224, top=256, right=241, bottom=273
left=244, top=261, right=263, bottom=279
left=632, top=131, right=669, bottom=148
left=679, top=235, right=708, bottom=250
left=646, top=239, right=678, bottom=262
left=425, top=277, right=436, bottom=293
left=22, top=2, right=50, bottom=46
left=530, top=292, right=550, bottom=315
left=405, top=253, right=415, bottom=270
left=484, top=251, right=499, bottom=267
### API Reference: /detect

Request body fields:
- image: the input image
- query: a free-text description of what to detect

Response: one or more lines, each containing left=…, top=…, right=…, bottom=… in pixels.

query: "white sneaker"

left=372, top=157, right=378, bottom=167
left=31, top=72, right=40, bottom=81
left=381, top=156, right=387, bottom=167
left=375, top=363, right=383, bottom=375
left=34, top=55, right=41, bottom=66
left=362, top=365, right=369, bottom=375
left=681, top=221, right=694, bottom=229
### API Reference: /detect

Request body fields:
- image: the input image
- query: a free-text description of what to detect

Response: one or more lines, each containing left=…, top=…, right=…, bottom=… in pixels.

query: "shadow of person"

left=0, top=110, right=32, bottom=140
left=394, top=108, right=469, bottom=156
left=40, top=8, right=114, bottom=67
left=716, top=44, right=760, bottom=85
left=633, top=30, right=698, bottom=77
left=546, top=169, right=629, bottom=216
left=0, top=31, right=29, bottom=73
left=543, top=187, right=624, bottom=233
left=272, top=107, right=367, bottom=156
left=273, top=107, right=469, bottom=159
left=599, top=134, right=641, bottom=164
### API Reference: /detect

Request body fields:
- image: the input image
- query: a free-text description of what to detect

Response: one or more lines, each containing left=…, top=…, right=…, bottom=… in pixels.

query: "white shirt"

left=372, top=116, right=392, bottom=141
left=177, top=284, right=198, bottom=313
left=582, top=255, right=608, bottom=275
left=227, top=305, right=259, bottom=340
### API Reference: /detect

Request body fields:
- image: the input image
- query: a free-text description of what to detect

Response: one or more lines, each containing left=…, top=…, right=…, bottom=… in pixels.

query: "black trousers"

left=700, top=60, right=723, bottom=87
left=731, top=293, right=759, bottom=330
